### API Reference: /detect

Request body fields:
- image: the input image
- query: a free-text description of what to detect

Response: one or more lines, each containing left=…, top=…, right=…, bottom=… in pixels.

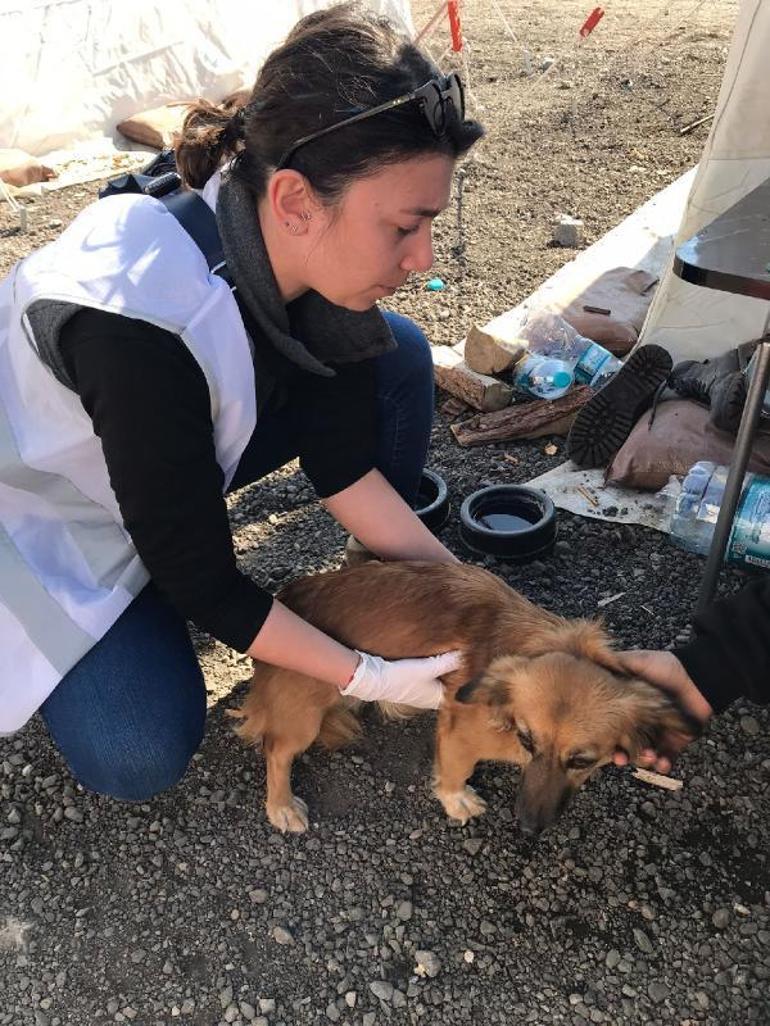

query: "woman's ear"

left=266, top=169, right=316, bottom=232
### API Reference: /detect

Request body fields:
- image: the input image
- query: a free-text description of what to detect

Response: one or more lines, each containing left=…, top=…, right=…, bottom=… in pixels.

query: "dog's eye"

left=516, top=730, right=535, bottom=753
left=567, top=755, right=595, bottom=771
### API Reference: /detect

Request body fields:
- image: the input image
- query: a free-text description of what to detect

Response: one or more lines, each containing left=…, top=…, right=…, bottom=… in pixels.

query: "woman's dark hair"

left=176, top=1, right=484, bottom=200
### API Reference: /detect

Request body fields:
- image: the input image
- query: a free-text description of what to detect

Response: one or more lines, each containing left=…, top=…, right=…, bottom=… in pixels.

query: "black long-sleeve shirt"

left=59, top=307, right=377, bottom=651
left=676, top=577, right=770, bottom=712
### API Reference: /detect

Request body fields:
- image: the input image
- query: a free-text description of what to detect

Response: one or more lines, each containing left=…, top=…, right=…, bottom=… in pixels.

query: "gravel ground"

left=2, top=1, right=768, bottom=1024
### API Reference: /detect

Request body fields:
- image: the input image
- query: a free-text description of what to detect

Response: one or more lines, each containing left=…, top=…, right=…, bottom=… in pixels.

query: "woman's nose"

left=400, top=227, right=434, bottom=274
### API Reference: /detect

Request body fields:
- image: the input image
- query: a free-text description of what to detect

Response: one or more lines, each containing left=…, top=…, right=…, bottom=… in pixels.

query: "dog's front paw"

left=436, top=785, right=487, bottom=824
left=266, top=795, right=309, bottom=833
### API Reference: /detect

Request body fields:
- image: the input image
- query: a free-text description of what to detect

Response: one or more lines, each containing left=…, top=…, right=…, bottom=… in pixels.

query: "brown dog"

left=230, top=561, right=693, bottom=835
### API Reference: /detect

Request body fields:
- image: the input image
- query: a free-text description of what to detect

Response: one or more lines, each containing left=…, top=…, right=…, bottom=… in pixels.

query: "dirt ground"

left=4, top=3, right=769, bottom=1026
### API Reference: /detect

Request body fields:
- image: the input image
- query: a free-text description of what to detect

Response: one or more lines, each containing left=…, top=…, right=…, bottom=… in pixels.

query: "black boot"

left=667, top=340, right=757, bottom=434
left=566, top=344, right=673, bottom=469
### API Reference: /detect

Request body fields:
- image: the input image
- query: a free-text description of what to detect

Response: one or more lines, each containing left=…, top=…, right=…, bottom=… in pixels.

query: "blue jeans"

left=40, top=312, right=434, bottom=800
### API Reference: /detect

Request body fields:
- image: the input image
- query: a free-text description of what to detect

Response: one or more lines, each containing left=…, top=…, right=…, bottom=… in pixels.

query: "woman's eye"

left=396, top=224, right=420, bottom=237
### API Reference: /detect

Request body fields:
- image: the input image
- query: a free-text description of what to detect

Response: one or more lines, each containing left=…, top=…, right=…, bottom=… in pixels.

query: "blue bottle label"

left=728, top=477, right=770, bottom=568
left=574, top=342, right=611, bottom=385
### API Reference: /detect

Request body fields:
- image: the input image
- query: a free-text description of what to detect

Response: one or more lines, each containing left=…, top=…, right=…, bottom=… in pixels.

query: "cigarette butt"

left=632, top=768, right=683, bottom=791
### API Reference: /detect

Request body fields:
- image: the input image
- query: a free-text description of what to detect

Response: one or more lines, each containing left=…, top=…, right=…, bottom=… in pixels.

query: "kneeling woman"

left=0, top=3, right=484, bottom=798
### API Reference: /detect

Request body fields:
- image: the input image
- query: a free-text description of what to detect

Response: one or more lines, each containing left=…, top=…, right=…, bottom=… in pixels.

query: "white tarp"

left=641, top=0, right=769, bottom=363
left=0, top=0, right=414, bottom=157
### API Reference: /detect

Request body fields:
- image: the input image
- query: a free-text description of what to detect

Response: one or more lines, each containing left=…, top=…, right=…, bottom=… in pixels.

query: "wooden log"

left=438, top=395, right=471, bottom=419
left=450, top=386, right=593, bottom=447
left=431, top=345, right=513, bottom=412
left=464, top=324, right=527, bottom=375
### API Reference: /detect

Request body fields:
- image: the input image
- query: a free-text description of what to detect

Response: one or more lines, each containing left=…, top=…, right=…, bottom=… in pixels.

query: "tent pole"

left=696, top=336, right=770, bottom=614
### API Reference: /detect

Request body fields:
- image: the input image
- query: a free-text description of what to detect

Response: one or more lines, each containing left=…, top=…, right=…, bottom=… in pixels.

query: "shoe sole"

left=566, top=344, right=673, bottom=468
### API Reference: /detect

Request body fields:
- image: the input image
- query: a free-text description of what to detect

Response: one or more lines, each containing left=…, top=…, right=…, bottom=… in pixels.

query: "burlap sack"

left=556, top=267, right=659, bottom=356
left=0, top=149, right=56, bottom=187
left=606, top=399, right=770, bottom=491
left=116, top=102, right=191, bottom=149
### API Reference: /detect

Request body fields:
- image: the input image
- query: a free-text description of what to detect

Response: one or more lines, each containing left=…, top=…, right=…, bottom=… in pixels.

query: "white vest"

left=0, top=189, right=256, bottom=734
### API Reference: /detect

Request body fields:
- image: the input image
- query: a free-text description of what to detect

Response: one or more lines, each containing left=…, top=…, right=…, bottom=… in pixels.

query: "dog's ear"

left=454, top=655, right=525, bottom=706
left=517, top=617, right=623, bottom=670
left=614, top=678, right=700, bottom=759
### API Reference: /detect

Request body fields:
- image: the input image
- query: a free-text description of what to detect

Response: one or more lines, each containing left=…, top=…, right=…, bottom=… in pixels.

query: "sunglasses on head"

left=276, top=72, right=465, bottom=170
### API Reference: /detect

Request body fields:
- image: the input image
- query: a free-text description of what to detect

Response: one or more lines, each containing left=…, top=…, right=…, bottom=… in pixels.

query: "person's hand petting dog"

left=613, top=650, right=713, bottom=773
left=340, top=649, right=463, bottom=709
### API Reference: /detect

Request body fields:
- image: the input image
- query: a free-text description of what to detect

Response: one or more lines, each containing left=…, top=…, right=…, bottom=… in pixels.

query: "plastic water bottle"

left=669, top=460, right=770, bottom=569
left=572, top=340, right=623, bottom=389
left=519, top=311, right=622, bottom=389
left=513, top=353, right=574, bottom=400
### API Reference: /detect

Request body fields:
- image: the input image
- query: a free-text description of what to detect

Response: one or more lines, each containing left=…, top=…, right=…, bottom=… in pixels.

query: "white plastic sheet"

left=1, top=0, right=414, bottom=157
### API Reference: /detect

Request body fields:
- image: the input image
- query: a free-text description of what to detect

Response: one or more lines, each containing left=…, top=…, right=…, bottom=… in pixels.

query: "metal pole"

left=696, top=339, right=770, bottom=613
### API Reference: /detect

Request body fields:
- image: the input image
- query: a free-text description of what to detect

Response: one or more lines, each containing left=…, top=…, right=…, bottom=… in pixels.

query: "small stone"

left=325, top=1003, right=340, bottom=1022
left=462, top=838, right=483, bottom=856
left=258, top=999, right=275, bottom=1014
left=414, top=950, right=441, bottom=978
left=740, top=715, right=760, bottom=736
left=648, top=981, right=669, bottom=1004
left=463, top=949, right=475, bottom=963
left=249, top=888, right=268, bottom=904
left=395, top=900, right=412, bottom=922
left=712, top=908, right=731, bottom=929
left=605, top=949, right=621, bottom=969
left=370, top=980, right=394, bottom=1002
left=63, top=807, right=83, bottom=823
left=344, top=992, right=357, bottom=1008
left=633, top=928, right=654, bottom=954
left=363, top=1014, right=376, bottom=1026
left=239, top=1002, right=256, bottom=1021
left=219, top=986, right=233, bottom=1009
left=553, top=215, right=583, bottom=247
left=180, top=1000, right=195, bottom=1016
left=272, top=926, right=294, bottom=945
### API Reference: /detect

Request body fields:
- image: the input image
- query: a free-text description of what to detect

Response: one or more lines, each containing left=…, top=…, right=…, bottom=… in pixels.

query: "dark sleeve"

left=675, top=577, right=770, bottom=712
left=288, top=359, right=378, bottom=498
left=59, top=307, right=273, bottom=651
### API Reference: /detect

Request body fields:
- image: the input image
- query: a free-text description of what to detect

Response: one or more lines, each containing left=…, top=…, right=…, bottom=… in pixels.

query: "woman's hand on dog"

left=340, top=649, right=463, bottom=709
left=611, top=650, right=713, bottom=773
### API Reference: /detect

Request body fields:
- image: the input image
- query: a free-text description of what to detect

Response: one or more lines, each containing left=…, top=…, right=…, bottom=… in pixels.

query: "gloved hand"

left=340, top=649, right=463, bottom=709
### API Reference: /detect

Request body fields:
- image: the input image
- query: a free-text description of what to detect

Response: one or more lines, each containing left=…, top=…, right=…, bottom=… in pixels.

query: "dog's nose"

left=517, top=814, right=543, bottom=838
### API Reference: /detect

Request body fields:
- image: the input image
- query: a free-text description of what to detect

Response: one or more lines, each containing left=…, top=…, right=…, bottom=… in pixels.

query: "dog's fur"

left=230, top=561, right=694, bottom=834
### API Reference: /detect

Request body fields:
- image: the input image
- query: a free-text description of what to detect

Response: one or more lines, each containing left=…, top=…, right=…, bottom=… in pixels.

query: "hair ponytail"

left=175, top=99, right=246, bottom=188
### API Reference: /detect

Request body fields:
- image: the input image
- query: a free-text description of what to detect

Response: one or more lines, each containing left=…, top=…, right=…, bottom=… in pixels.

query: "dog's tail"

left=317, top=703, right=363, bottom=750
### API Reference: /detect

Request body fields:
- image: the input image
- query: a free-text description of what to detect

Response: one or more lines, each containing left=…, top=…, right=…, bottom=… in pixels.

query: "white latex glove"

left=340, top=649, right=463, bottom=709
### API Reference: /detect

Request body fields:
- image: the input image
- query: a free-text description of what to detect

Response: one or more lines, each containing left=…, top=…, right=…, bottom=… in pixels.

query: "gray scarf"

left=216, top=172, right=396, bottom=406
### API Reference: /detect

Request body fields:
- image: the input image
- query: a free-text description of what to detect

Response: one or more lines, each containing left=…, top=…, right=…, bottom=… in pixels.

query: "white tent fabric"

left=641, top=0, right=770, bottom=363
left=0, top=0, right=414, bottom=158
